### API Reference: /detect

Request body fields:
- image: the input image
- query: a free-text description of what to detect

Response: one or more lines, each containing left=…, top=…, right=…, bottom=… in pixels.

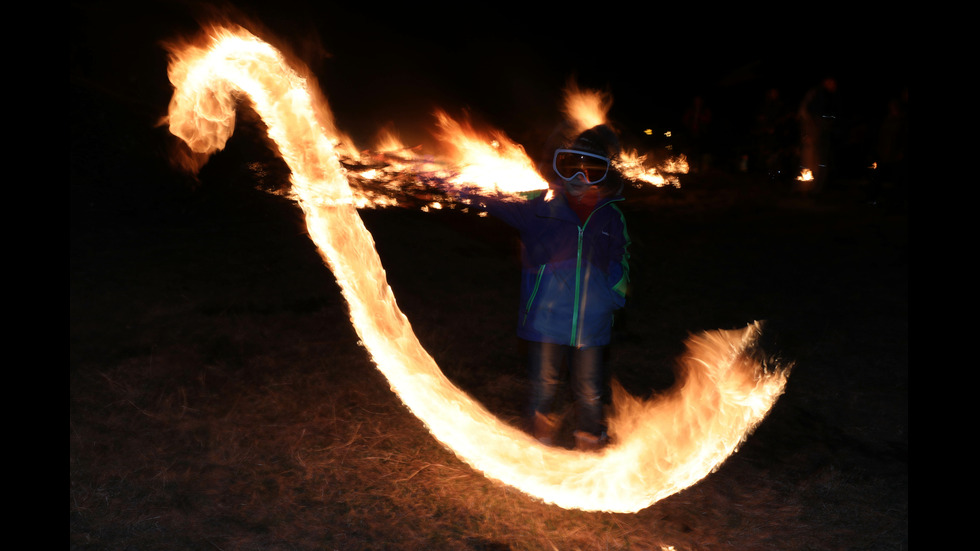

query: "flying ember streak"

left=163, top=24, right=790, bottom=513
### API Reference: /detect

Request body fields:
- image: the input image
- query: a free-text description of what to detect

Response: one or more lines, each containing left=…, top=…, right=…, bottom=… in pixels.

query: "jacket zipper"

left=570, top=223, right=586, bottom=346
left=523, top=264, right=546, bottom=326
left=568, top=198, right=625, bottom=346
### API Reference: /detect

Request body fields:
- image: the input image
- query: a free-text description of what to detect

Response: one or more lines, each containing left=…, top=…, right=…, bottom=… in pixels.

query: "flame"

left=797, top=168, right=814, bottom=181
left=615, top=149, right=686, bottom=188
left=562, top=82, right=613, bottom=133
left=660, top=154, right=690, bottom=175
left=163, top=24, right=789, bottom=513
left=432, top=110, right=548, bottom=195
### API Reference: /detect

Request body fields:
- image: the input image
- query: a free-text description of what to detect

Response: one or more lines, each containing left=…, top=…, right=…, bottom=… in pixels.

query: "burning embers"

left=163, top=24, right=789, bottom=513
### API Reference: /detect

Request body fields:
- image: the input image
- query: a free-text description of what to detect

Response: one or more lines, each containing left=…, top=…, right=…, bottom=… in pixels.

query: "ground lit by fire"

left=163, top=24, right=789, bottom=513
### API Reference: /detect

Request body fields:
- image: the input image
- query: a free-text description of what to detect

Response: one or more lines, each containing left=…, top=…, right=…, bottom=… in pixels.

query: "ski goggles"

left=553, top=149, right=611, bottom=185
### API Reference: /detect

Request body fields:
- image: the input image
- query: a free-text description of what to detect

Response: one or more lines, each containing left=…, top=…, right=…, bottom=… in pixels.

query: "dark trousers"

left=527, top=341, right=605, bottom=437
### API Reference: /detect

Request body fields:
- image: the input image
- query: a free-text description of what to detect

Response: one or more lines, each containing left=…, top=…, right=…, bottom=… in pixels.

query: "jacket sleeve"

left=466, top=190, right=543, bottom=231
left=608, top=205, right=631, bottom=301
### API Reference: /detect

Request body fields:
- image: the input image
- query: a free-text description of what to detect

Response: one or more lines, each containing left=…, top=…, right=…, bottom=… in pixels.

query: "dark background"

left=71, top=0, right=909, bottom=172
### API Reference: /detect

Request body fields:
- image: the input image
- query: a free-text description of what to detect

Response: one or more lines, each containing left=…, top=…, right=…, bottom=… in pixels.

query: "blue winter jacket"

left=481, top=189, right=630, bottom=348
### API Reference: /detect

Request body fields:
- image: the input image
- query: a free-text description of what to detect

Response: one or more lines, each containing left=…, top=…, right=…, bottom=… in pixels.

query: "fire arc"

left=164, top=24, right=790, bottom=513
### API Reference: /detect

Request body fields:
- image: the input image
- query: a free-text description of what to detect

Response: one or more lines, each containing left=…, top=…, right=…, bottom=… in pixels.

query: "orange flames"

left=433, top=110, right=549, bottom=195
left=561, top=81, right=613, bottom=134
left=616, top=149, right=686, bottom=188
left=163, top=24, right=789, bottom=513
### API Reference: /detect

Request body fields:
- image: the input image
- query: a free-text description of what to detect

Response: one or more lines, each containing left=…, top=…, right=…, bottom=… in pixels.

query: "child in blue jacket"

left=479, top=124, right=630, bottom=450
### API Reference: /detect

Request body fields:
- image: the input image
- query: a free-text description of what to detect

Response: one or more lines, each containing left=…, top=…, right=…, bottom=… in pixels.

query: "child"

left=479, top=124, right=630, bottom=450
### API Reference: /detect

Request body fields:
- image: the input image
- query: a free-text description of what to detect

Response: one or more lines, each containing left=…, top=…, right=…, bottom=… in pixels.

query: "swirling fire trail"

left=164, top=24, right=789, bottom=513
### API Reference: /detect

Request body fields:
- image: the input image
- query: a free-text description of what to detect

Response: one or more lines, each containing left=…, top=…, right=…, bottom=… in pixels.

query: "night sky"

left=72, top=0, right=908, bottom=177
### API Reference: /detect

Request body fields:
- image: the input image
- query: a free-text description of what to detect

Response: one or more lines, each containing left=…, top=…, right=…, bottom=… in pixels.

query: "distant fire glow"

left=164, top=24, right=789, bottom=513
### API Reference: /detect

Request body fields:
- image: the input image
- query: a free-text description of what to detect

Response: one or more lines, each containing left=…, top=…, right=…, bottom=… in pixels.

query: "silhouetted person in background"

left=872, top=91, right=908, bottom=207
left=754, top=87, right=795, bottom=181
left=682, top=95, right=713, bottom=173
left=799, top=76, right=839, bottom=195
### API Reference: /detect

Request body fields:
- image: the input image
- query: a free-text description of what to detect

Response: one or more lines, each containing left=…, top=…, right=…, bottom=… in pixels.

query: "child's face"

left=563, top=177, right=592, bottom=198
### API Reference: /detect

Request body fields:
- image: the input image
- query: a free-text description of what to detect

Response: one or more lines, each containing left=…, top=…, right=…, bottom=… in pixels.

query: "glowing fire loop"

left=164, top=25, right=790, bottom=513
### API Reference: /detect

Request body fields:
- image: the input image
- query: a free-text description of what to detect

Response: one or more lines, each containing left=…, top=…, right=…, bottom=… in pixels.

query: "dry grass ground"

left=71, top=124, right=907, bottom=549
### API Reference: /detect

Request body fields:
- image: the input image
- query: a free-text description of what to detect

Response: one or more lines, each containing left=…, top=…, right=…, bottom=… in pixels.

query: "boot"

left=532, top=411, right=558, bottom=445
left=573, top=430, right=608, bottom=452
